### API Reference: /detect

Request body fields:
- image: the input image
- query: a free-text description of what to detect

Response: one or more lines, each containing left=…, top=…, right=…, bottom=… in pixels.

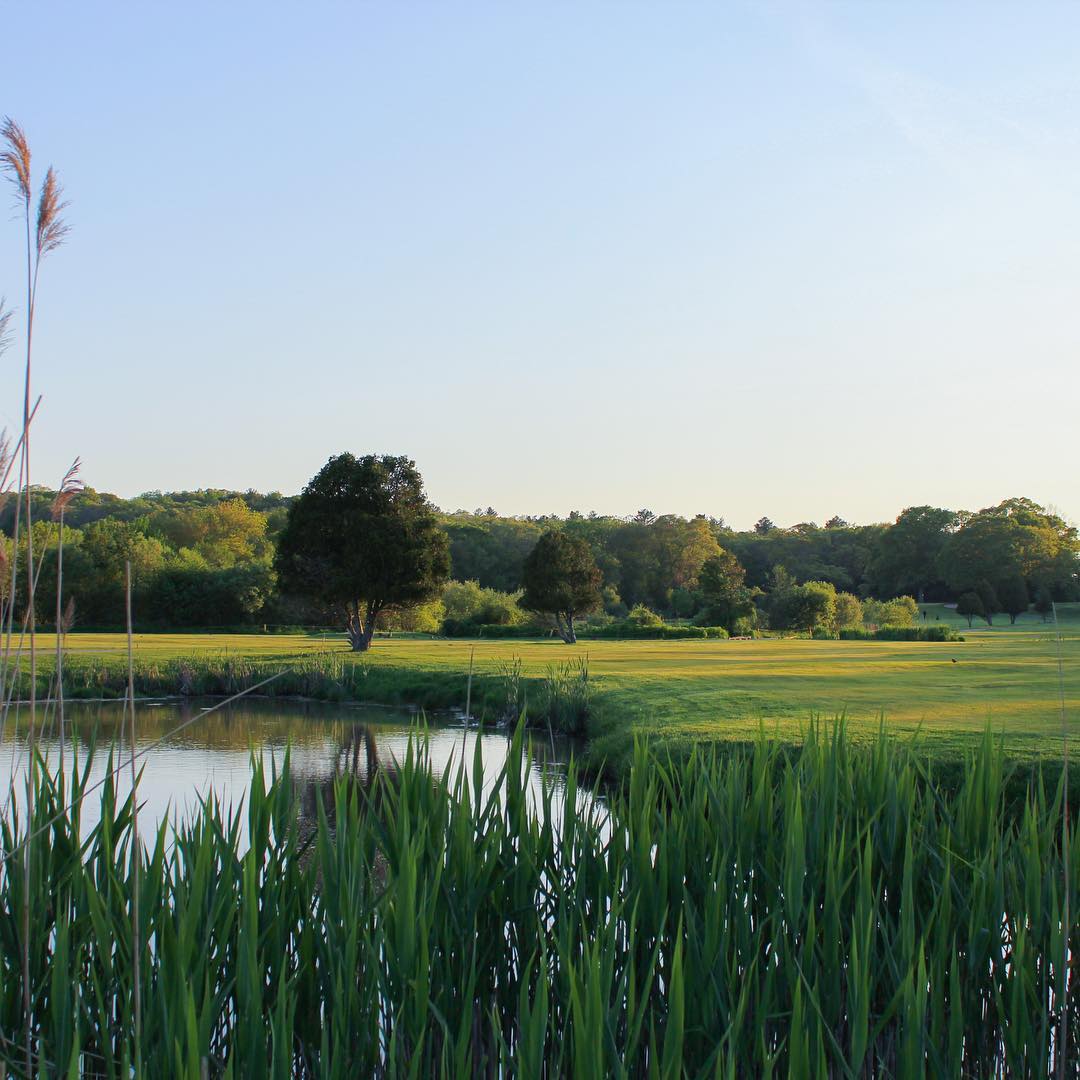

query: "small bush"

left=626, top=604, right=664, bottom=628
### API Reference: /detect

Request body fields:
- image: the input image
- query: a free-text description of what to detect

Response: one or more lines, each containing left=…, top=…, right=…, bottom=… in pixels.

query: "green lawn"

left=41, top=605, right=1079, bottom=770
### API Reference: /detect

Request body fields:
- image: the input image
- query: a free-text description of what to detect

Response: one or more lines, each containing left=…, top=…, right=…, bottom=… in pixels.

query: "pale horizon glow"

left=0, top=3, right=1076, bottom=531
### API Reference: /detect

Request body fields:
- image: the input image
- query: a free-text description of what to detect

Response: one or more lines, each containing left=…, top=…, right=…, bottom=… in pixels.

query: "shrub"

left=862, top=595, right=918, bottom=628
left=626, top=604, right=664, bottom=628
left=834, top=592, right=863, bottom=629
left=441, top=580, right=526, bottom=628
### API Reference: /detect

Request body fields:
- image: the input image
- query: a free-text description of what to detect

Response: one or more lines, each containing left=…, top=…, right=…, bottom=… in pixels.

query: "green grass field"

left=35, top=603, right=1078, bottom=771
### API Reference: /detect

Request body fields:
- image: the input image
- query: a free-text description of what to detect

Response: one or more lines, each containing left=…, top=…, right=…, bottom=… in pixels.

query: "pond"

left=0, top=697, right=593, bottom=841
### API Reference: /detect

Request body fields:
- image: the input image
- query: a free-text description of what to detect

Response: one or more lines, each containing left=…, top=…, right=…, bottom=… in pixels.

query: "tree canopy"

left=697, top=550, right=755, bottom=632
left=519, top=530, right=602, bottom=643
left=274, top=454, right=450, bottom=650
left=3, top=482, right=1074, bottom=633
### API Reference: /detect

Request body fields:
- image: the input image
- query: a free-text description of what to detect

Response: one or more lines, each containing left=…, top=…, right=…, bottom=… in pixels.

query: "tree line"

left=3, top=458, right=1076, bottom=638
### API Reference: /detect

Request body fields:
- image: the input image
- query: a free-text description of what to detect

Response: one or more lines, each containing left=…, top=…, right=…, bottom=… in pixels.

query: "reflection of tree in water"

left=296, top=723, right=397, bottom=836
left=334, top=724, right=381, bottom=782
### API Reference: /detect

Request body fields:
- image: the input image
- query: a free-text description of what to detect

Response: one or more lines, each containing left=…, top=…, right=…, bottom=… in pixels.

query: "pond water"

left=0, top=697, right=593, bottom=841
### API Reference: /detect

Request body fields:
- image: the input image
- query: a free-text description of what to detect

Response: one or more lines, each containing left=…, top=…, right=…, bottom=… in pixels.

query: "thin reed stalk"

left=1, top=116, right=69, bottom=1079
left=1055, top=600, right=1070, bottom=1080
left=124, top=562, right=142, bottom=1061
left=51, top=460, right=80, bottom=765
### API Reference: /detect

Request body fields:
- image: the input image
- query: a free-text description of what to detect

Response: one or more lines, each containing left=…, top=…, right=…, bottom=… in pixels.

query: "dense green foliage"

left=696, top=550, right=755, bottom=632
left=6, top=484, right=1076, bottom=632
left=275, top=455, right=450, bottom=650
left=519, top=531, right=602, bottom=643
left=0, top=726, right=1075, bottom=1075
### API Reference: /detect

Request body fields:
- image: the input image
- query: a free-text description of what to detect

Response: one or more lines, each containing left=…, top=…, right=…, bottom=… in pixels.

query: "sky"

left=0, top=2, right=1077, bottom=529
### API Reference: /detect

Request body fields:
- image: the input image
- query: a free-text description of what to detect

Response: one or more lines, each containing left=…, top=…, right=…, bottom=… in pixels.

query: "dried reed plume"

left=0, top=298, right=11, bottom=352
left=51, top=456, right=83, bottom=519
left=59, top=595, right=75, bottom=634
left=0, top=117, right=31, bottom=204
left=35, top=168, right=69, bottom=258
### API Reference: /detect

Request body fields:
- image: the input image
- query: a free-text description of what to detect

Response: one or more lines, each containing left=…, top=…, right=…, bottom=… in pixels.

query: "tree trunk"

left=554, top=611, right=576, bottom=644
left=345, top=602, right=377, bottom=651
left=346, top=617, right=369, bottom=651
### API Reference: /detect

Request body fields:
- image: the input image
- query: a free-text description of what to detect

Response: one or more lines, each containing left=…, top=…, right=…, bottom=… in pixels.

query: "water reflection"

left=0, top=697, right=588, bottom=841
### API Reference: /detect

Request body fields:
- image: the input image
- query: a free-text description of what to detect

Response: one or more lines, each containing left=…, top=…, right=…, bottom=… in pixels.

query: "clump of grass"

left=536, top=654, right=591, bottom=735
left=496, top=655, right=523, bottom=721
left=2, top=723, right=1074, bottom=1074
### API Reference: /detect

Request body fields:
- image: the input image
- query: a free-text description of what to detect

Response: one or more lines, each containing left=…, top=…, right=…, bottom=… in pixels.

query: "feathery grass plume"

left=50, top=456, right=82, bottom=520
left=34, top=168, right=68, bottom=258
left=0, top=118, right=31, bottom=204
left=59, top=595, right=75, bottom=634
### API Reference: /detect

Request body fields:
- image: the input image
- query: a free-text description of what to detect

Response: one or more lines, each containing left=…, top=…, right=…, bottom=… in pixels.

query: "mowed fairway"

left=41, top=608, right=1078, bottom=765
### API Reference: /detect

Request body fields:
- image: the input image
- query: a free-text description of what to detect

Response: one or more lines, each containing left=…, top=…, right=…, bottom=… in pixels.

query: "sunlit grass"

left=28, top=608, right=1079, bottom=771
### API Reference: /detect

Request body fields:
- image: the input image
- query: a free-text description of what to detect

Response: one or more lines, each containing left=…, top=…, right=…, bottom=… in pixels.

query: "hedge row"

left=838, top=625, right=963, bottom=642
left=580, top=624, right=730, bottom=640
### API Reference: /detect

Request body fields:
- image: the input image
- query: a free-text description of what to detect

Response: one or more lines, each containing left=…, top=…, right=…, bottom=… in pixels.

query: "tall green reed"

left=0, top=722, right=1076, bottom=1076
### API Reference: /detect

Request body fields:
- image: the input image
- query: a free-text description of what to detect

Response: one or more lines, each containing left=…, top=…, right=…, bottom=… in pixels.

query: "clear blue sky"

left=1, top=2, right=1076, bottom=528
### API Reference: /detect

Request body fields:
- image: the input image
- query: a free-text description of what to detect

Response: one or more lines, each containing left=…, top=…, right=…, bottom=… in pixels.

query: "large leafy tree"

left=520, top=530, right=602, bottom=643
left=770, top=579, right=837, bottom=635
left=697, top=549, right=754, bottom=631
left=275, top=454, right=450, bottom=651
left=868, top=505, right=957, bottom=600
left=937, top=499, right=1079, bottom=599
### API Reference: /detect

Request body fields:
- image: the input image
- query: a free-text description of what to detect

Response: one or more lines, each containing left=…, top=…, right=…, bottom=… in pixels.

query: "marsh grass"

left=536, top=655, right=591, bottom=735
left=0, top=723, right=1076, bottom=1075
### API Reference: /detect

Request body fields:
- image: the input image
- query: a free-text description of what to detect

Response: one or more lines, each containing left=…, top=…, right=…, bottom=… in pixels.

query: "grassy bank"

left=20, top=606, right=1076, bottom=768
left=1, top=726, right=1075, bottom=1075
